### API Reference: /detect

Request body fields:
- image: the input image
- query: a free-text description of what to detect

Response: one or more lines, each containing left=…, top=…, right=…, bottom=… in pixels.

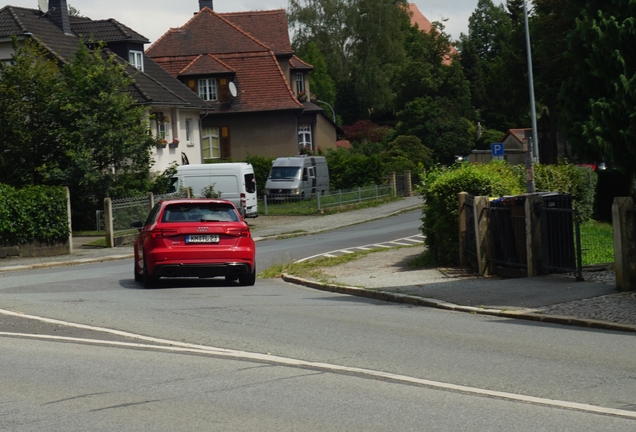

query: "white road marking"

left=295, top=235, right=424, bottom=263
left=1, top=308, right=635, bottom=420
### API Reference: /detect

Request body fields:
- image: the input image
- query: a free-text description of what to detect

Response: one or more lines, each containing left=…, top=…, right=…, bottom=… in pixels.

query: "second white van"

left=264, top=156, right=329, bottom=200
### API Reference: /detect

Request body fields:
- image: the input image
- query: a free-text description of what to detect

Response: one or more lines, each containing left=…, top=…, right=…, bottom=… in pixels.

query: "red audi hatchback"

left=133, top=199, right=256, bottom=288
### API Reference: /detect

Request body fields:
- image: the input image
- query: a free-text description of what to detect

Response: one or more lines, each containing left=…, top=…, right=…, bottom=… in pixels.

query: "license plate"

left=186, top=235, right=219, bottom=244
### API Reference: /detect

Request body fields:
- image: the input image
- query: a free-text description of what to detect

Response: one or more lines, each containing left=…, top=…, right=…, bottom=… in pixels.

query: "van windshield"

left=270, top=167, right=300, bottom=180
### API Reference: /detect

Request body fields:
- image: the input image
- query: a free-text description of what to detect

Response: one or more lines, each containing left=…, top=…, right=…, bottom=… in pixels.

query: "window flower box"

left=169, top=138, right=180, bottom=148
left=156, top=139, right=167, bottom=149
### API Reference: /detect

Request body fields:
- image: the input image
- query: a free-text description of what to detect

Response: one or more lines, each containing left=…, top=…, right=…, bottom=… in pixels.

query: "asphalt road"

left=1, top=212, right=635, bottom=430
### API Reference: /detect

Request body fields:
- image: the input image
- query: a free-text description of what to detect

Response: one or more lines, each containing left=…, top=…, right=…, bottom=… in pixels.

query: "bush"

left=419, top=162, right=524, bottom=265
left=325, top=147, right=385, bottom=190
left=534, top=162, right=597, bottom=223
left=0, top=183, right=70, bottom=245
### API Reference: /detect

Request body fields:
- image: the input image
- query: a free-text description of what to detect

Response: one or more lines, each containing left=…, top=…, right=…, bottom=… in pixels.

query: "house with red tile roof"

left=0, top=0, right=211, bottom=172
left=146, top=2, right=339, bottom=161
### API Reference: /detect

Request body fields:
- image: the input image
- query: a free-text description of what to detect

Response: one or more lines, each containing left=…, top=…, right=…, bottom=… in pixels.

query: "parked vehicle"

left=264, top=156, right=329, bottom=200
left=170, top=163, right=258, bottom=218
left=132, top=199, right=256, bottom=288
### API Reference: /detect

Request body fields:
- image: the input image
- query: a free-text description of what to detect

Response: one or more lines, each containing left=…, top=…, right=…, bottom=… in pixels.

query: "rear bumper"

left=152, top=262, right=253, bottom=278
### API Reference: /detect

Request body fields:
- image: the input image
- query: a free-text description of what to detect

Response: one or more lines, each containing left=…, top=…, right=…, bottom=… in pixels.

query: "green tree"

left=395, top=97, right=473, bottom=165
left=0, top=40, right=65, bottom=186
left=0, top=39, right=156, bottom=229
left=459, top=0, right=529, bottom=131
left=289, top=0, right=411, bottom=123
left=560, top=0, right=636, bottom=187
left=57, top=43, right=156, bottom=227
left=297, top=41, right=336, bottom=109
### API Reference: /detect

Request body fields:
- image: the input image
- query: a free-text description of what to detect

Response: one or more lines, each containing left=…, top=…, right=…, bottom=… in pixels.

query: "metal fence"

left=259, top=184, right=395, bottom=215
left=487, top=197, right=528, bottom=278
left=539, top=194, right=582, bottom=279
left=111, top=191, right=187, bottom=235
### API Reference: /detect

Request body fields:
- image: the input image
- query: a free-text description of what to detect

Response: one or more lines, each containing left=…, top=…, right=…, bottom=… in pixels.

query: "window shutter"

left=221, top=126, right=231, bottom=159
left=219, top=78, right=229, bottom=101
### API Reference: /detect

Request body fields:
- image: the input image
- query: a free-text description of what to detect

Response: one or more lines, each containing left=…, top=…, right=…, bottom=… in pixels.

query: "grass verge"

left=580, top=220, right=614, bottom=265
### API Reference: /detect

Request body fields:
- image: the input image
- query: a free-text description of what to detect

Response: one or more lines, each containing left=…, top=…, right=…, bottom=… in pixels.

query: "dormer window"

left=129, top=50, right=144, bottom=71
left=198, top=78, right=218, bottom=101
left=296, top=72, right=305, bottom=95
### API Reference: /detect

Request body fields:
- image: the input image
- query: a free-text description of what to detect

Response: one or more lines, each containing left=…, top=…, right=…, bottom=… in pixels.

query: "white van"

left=171, top=163, right=258, bottom=218
left=264, top=156, right=329, bottom=200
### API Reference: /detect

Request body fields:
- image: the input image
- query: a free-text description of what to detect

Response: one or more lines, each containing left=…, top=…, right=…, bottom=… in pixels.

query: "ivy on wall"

left=0, top=184, right=70, bottom=245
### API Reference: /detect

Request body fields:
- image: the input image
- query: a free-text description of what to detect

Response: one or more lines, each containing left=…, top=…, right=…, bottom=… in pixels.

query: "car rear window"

left=162, top=203, right=239, bottom=223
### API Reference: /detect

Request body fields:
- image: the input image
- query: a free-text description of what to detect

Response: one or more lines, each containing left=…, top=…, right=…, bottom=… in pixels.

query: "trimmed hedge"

left=420, top=161, right=598, bottom=265
left=0, top=184, right=70, bottom=245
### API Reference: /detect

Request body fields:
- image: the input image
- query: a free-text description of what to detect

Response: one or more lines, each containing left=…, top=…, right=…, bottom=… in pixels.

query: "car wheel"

left=239, top=268, right=256, bottom=286
left=134, top=259, right=143, bottom=283
left=143, top=256, right=159, bottom=289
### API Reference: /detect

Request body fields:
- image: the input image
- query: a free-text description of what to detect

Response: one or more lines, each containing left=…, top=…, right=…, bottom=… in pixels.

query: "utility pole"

left=523, top=0, right=537, bottom=193
left=523, top=0, right=539, bottom=162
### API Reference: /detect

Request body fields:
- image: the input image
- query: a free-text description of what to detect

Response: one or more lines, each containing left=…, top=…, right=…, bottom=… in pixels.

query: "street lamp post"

left=316, top=100, right=336, bottom=123
left=523, top=0, right=538, bottom=193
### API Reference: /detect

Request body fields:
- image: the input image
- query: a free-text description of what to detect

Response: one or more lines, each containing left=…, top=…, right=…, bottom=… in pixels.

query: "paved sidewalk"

left=283, top=247, right=635, bottom=333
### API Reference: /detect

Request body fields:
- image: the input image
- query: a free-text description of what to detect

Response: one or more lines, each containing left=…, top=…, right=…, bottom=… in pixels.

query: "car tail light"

left=240, top=193, right=246, bottom=210
left=225, top=227, right=251, bottom=237
left=151, top=229, right=180, bottom=239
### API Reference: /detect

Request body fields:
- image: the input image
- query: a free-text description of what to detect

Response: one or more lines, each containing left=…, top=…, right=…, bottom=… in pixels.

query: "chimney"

left=49, top=0, right=72, bottom=35
left=199, top=1, right=213, bottom=10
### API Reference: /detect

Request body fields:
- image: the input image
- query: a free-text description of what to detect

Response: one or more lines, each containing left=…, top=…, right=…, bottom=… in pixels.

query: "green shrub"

left=420, top=162, right=524, bottom=265
left=325, top=147, right=385, bottom=190
left=0, top=184, right=70, bottom=245
left=534, top=162, right=597, bottom=223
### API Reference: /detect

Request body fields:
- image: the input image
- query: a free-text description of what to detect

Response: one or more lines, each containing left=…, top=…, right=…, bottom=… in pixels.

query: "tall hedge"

left=420, top=162, right=524, bottom=265
left=0, top=184, right=70, bottom=245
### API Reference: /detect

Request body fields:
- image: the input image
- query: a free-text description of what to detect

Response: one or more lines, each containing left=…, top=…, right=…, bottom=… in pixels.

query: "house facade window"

left=185, top=118, right=192, bottom=143
left=198, top=78, right=218, bottom=101
left=296, top=72, right=305, bottom=95
left=129, top=50, right=144, bottom=71
left=298, top=124, right=312, bottom=151
left=155, top=112, right=168, bottom=141
left=202, top=127, right=220, bottom=159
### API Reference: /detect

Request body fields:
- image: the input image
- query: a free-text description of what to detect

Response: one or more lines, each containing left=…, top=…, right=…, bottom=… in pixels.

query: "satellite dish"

left=38, top=0, right=48, bottom=13
left=228, top=82, right=237, bottom=98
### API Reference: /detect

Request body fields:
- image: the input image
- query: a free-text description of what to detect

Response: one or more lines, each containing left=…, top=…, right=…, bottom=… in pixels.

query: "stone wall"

left=0, top=241, right=71, bottom=260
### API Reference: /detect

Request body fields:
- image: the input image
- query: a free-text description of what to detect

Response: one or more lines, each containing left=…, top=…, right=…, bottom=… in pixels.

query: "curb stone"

left=281, top=274, right=636, bottom=334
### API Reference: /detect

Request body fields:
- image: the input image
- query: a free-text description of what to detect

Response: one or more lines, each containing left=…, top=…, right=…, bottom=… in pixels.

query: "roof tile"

left=220, top=9, right=293, bottom=55
left=146, top=8, right=269, bottom=57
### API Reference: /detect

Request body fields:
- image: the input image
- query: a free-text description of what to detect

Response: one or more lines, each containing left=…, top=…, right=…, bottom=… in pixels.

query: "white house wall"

left=150, top=108, right=202, bottom=172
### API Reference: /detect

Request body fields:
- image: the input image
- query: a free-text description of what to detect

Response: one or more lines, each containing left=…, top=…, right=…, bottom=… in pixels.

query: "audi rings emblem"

left=197, top=227, right=209, bottom=232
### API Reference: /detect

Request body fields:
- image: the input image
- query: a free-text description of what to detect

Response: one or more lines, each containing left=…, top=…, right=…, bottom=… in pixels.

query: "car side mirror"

left=130, top=221, right=143, bottom=230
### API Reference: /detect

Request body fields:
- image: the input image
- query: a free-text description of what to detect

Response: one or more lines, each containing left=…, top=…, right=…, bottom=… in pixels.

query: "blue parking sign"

left=491, top=143, right=504, bottom=159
